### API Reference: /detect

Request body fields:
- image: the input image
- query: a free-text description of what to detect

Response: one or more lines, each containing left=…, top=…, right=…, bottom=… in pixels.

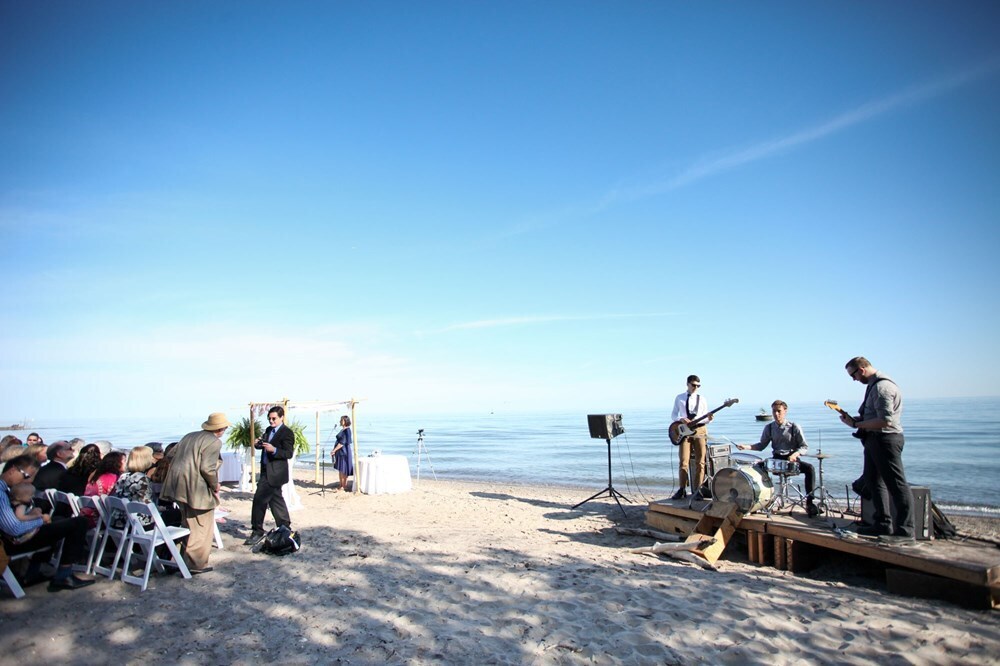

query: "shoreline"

left=3, top=468, right=997, bottom=664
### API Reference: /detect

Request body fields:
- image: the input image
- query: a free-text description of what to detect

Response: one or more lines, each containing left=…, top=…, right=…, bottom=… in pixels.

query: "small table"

left=219, top=451, right=244, bottom=484
left=357, top=455, right=412, bottom=495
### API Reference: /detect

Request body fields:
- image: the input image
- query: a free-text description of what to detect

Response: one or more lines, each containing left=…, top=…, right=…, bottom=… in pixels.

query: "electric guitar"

left=825, top=399, right=864, bottom=439
left=669, top=398, right=739, bottom=446
left=823, top=399, right=851, bottom=419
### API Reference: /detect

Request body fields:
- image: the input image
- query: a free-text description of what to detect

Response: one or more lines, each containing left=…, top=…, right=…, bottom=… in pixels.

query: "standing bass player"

left=670, top=375, right=712, bottom=500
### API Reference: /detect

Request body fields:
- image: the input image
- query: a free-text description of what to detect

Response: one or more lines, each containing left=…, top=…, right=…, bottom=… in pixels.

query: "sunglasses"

left=269, top=416, right=280, bottom=422
left=689, top=383, right=701, bottom=388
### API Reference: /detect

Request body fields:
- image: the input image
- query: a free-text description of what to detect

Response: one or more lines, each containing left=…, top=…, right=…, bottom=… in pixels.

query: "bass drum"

left=711, top=465, right=774, bottom=514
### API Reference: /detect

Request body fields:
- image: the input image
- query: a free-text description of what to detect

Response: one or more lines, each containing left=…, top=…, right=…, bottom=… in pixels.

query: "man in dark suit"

left=33, top=441, right=75, bottom=508
left=245, top=406, right=295, bottom=546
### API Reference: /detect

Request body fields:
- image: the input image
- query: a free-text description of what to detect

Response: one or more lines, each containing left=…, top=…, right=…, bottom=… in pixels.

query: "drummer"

left=737, top=400, right=818, bottom=517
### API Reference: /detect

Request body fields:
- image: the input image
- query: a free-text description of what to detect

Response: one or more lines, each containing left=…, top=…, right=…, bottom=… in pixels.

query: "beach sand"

left=2, top=469, right=998, bottom=665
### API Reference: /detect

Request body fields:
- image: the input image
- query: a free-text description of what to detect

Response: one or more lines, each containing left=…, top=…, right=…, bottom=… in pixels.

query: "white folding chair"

left=121, top=502, right=191, bottom=591
left=2, top=545, right=53, bottom=600
left=93, top=495, right=132, bottom=579
left=75, top=495, right=106, bottom=575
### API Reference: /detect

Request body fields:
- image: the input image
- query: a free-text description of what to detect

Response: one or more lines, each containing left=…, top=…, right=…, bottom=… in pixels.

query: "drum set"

left=705, top=445, right=834, bottom=517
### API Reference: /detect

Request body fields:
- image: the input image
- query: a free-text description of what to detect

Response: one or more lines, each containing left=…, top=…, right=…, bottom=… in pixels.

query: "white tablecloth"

left=357, top=455, right=412, bottom=495
left=219, top=451, right=244, bottom=483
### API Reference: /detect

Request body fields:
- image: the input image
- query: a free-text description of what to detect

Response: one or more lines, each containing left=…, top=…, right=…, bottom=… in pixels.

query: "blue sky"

left=2, top=2, right=999, bottom=419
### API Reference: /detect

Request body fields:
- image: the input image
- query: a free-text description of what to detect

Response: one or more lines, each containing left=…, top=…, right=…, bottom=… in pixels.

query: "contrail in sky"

left=607, top=56, right=1000, bottom=204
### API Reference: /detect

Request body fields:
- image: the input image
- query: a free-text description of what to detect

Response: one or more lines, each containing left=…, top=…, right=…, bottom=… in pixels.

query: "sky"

left=2, top=1, right=999, bottom=419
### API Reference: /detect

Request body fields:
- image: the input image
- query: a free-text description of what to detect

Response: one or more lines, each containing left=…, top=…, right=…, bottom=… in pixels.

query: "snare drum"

left=712, top=465, right=774, bottom=514
left=731, top=452, right=763, bottom=467
left=766, top=458, right=800, bottom=476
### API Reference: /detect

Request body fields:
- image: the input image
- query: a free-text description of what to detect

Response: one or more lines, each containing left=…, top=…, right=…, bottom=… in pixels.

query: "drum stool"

left=764, top=459, right=809, bottom=515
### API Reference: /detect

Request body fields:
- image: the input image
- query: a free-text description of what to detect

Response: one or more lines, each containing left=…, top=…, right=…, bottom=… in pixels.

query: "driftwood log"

left=630, top=538, right=719, bottom=571
left=615, top=527, right=684, bottom=542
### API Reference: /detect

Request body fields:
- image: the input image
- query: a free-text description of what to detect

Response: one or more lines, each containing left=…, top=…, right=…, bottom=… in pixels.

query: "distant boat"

left=755, top=409, right=773, bottom=422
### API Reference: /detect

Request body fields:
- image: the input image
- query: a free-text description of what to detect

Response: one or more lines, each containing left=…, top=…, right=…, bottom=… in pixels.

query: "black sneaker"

left=243, top=531, right=265, bottom=546
left=670, top=488, right=687, bottom=500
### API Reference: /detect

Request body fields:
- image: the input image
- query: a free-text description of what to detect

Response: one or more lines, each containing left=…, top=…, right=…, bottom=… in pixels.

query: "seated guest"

left=59, top=444, right=102, bottom=496
left=34, top=441, right=75, bottom=493
left=148, top=442, right=177, bottom=504
left=0, top=443, right=26, bottom=463
left=738, top=400, right=818, bottom=517
left=80, top=451, right=125, bottom=528
left=109, top=446, right=181, bottom=528
left=25, top=444, right=48, bottom=465
left=7, top=481, right=44, bottom=544
left=0, top=455, right=95, bottom=591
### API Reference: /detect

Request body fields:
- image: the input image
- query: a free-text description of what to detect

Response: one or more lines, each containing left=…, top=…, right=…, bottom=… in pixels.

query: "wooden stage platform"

left=647, top=498, right=1000, bottom=609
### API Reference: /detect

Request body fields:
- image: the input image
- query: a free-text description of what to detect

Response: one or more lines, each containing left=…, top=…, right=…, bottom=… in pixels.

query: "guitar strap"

left=858, top=377, right=895, bottom=420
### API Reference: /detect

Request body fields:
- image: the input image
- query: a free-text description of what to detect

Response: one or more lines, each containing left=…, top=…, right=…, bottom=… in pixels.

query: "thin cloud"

left=437, top=312, right=676, bottom=333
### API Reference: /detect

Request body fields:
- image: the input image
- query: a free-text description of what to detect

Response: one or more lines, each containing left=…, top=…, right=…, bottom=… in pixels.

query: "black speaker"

left=587, top=414, right=624, bottom=440
left=861, top=485, right=932, bottom=540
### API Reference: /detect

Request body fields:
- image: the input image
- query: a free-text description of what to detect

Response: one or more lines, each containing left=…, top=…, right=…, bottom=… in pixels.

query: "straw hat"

left=201, top=412, right=232, bottom=431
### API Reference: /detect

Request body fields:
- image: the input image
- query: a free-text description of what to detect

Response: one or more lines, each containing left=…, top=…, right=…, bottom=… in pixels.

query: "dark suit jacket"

left=260, top=424, right=295, bottom=486
left=34, top=461, right=68, bottom=492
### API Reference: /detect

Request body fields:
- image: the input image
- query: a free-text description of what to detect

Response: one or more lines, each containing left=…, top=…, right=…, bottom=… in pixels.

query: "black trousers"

left=7, top=516, right=88, bottom=567
left=863, top=432, right=914, bottom=537
left=250, top=469, right=290, bottom=532
left=775, top=454, right=815, bottom=496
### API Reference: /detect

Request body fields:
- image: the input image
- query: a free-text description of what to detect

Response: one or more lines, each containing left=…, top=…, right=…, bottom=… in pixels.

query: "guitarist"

left=670, top=375, right=712, bottom=500
left=841, top=356, right=914, bottom=545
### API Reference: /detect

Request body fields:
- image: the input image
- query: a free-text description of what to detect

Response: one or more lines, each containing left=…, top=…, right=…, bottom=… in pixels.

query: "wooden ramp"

left=647, top=497, right=1000, bottom=609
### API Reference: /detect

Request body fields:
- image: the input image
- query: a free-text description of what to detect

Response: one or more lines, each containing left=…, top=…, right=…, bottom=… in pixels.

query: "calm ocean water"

left=6, top=397, right=999, bottom=516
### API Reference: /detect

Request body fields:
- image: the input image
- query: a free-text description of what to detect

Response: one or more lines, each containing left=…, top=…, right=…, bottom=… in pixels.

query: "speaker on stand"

left=572, top=414, right=633, bottom=516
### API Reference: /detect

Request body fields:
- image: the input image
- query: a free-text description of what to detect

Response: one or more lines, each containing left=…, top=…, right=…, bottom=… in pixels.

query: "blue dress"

left=333, top=427, right=353, bottom=475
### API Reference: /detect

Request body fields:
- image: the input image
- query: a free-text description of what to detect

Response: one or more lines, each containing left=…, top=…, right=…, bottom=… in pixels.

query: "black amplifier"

left=861, top=485, right=932, bottom=540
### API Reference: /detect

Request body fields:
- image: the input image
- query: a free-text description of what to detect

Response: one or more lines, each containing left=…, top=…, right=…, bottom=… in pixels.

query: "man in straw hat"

left=161, top=412, right=230, bottom=573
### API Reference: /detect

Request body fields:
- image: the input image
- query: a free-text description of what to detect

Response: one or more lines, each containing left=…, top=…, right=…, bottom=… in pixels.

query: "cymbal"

left=802, top=453, right=834, bottom=459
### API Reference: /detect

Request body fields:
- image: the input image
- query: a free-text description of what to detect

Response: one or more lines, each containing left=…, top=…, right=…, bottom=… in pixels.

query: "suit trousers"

left=7, top=516, right=88, bottom=567
left=178, top=503, right=215, bottom=570
left=863, top=432, right=914, bottom=537
left=251, top=469, right=290, bottom=532
left=678, top=429, right=707, bottom=491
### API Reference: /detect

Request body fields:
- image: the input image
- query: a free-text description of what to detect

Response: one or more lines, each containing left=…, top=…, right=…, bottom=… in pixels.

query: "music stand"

left=573, top=414, right=633, bottom=516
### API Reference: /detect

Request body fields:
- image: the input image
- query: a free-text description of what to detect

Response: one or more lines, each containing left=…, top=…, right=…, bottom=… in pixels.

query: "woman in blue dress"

left=330, top=415, right=354, bottom=492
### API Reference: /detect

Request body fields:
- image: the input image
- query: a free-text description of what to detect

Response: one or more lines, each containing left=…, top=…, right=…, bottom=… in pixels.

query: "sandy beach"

left=2, top=469, right=998, bottom=665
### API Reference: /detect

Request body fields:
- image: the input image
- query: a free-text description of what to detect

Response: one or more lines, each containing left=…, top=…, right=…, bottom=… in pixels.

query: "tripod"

left=414, top=429, right=436, bottom=484
left=572, top=436, right=633, bottom=517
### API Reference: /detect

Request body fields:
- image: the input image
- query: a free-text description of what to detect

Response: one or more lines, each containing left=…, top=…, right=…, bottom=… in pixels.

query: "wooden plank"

left=645, top=510, right=697, bottom=536
left=774, top=536, right=787, bottom=570
left=758, top=532, right=773, bottom=566
left=886, top=568, right=999, bottom=611
left=747, top=529, right=759, bottom=563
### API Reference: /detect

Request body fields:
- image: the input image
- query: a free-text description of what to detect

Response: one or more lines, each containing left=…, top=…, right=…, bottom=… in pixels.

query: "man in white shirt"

left=670, top=374, right=712, bottom=500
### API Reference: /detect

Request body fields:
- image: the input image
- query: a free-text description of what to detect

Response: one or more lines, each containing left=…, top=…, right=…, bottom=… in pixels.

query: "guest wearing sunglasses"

left=0, top=455, right=95, bottom=591
left=245, top=406, right=295, bottom=547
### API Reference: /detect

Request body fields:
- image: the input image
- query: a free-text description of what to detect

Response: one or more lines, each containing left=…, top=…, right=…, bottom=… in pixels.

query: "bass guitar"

left=669, top=398, right=739, bottom=446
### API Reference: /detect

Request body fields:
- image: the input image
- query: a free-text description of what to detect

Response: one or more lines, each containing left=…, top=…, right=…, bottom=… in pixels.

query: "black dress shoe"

left=244, top=531, right=265, bottom=546
left=854, top=524, right=891, bottom=537
left=806, top=501, right=820, bottom=518
left=47, top=575, right=96, bottom=592
left=670, top=488, right=687, bottom=500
